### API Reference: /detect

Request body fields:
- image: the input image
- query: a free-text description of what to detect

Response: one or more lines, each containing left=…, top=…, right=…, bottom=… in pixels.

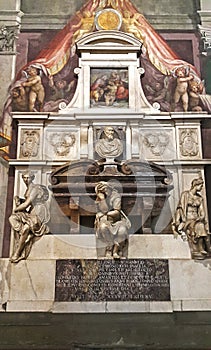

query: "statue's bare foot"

left=113, top=252, right=120, bottom=259
left=200, top=250, right=208, bottom=255
left=105, top=250, right=112, bottom=258
left=10, top=254, right=22, bottom=263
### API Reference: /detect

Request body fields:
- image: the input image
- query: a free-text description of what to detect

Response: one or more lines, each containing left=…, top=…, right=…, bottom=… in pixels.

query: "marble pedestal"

left=2, top=234, right=211, bottom=313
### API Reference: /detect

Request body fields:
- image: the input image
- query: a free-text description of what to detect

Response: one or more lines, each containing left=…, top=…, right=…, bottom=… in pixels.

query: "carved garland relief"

left=48, top=132, right=76, bottom=157
left=143, top=131, right=170, bottom=156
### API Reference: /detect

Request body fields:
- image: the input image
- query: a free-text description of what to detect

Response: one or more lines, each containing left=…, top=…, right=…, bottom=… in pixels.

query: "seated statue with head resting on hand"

left=95, top=181, right=131, bottom=259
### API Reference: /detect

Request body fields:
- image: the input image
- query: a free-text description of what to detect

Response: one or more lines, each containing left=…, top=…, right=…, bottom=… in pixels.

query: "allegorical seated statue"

left=94, top=181, right=131, bottom=259
left=9, top=171, right=50, bottom=263
left=95, top=126, right=123, bottom=160
left=172, top=177, right=211, bottom=260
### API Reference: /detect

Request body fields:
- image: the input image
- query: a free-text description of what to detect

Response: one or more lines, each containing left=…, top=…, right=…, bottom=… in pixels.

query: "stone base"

left=2, top=235, right=210, bottom=313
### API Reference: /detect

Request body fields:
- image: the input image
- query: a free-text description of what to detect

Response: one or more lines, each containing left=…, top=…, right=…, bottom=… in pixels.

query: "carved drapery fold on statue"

left=9, top=172, right=50, bottom=263
left=172, top=177, right=211, bottom=260
left=95, top=181, right=131, bottom=259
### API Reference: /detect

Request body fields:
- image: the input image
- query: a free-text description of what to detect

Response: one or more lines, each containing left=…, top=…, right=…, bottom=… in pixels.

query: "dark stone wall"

left=0, top=312, right=211, bottom=349
left=20, top=0, right=85, bottom=15
left=20, top=0, right=200, bottom=30
left=20, top=0, right=199, bottom=18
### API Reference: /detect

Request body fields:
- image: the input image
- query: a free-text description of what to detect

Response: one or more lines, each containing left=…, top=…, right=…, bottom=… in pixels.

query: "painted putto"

left=1, top=0, right=211, bottom=144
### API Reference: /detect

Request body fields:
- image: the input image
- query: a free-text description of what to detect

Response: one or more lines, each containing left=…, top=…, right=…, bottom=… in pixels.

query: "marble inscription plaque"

left=55, top=259, right=170, bottom=302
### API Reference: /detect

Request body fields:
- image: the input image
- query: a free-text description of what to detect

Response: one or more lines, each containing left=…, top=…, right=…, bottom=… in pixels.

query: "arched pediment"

left=76, top=30, right=143, bottom=52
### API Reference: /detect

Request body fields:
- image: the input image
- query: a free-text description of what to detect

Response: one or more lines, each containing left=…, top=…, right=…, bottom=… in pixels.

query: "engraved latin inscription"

left=55, top=259, right=170, bottom=302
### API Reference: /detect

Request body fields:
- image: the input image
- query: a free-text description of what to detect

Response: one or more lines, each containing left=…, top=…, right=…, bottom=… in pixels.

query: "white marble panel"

left=28, top=235, right=190, bottom=260
left=172, top=300, right=182, bottom=311
left=44, top=127, right=80, bottom=161
left=167, top=168, right=181, bottom=216
left=140, top=128, right=176, bottom=161
left=52, top=301, right=106, bottom=313
left=7, top=300, right=54, bottom=312
left=29, top=235, right=97, bottom=260
left=52, top=301, right=172, bottom=313
left=0, top=259, right=10, bottom=311
left=169, top=259, right=211, bottom=301
left=177, top=167, right=204, bottom=195
left=175, top=124, right=202, bottom=160
left=128, top=235, right=190, bottom=259
left=0, top=161, right=8, bottom=254
left=17, top=127, right=43, bottom=160
left=181, top=299, right=211, bottom=311
left=131, top=124, right=140, bottom=158
left=149, top=301, right=173, bottom=313
left=106, top=301, right=150, bottom=313
left=9, top=260, right=56, bottom=301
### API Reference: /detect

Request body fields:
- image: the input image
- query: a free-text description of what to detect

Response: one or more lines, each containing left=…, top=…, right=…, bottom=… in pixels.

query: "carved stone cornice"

left=0, top=10, right=23, bottom=25
left=20, top=14, right=70, bottom=30
left=198, top=24, right=211, bottom=55
left=146, top=14, right=199, bottom=31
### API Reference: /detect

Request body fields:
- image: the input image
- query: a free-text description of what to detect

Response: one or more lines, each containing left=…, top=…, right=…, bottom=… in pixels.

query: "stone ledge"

left=6, top=300, right=174, bottom=313
left=27, top=234, right=191, bottom=260
left=6, top=300, right=53, bottom=312
left=6, top=299, right=211, bottom=313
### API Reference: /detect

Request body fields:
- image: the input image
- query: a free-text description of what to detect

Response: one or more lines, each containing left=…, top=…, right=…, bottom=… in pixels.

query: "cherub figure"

left=171, top=66, right=193, bottom=112
left=11, top=86, right=28, bottom=112
left=72, top=11, right=95, bottom=44
left=90, top=88, right=104, bottom=103
left=22, top=66, right=45, bottom=112
left=122, top=11, right=144, bottom=42
left=189, top=80, right=202, bottom=112
left=145, top=79, right=171, bottom=111
left=97, top=0, right=124, bottom=8
left=48, top=76, right=74, bottom=101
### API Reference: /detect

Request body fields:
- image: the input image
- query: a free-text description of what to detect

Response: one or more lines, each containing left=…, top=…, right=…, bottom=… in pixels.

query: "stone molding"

left=21, top=14, right=70, bottom=30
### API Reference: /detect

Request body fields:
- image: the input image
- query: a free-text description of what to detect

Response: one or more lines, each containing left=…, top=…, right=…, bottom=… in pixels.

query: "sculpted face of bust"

left=95, top=126, right=123, bottom=158
left=104, top=126, right=114, bottom=140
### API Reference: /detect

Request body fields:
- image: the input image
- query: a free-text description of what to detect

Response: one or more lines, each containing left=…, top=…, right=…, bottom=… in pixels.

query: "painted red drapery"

left=17, top=0, right=200, bottom=78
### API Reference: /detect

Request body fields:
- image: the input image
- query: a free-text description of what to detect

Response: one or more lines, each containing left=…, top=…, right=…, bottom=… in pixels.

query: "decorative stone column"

left=198, top=0, right=211, bottom=28
left=0, top=0, right=23, bottom=147
left=198, top=0, right=211, bottom=93
left=0, top=0, right=23, bottom=257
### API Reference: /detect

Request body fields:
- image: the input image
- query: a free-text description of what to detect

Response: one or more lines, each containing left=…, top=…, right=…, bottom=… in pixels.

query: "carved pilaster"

left=0, top=3, right=23, bottom=149
left=69, top=197, right=80, bottom=234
